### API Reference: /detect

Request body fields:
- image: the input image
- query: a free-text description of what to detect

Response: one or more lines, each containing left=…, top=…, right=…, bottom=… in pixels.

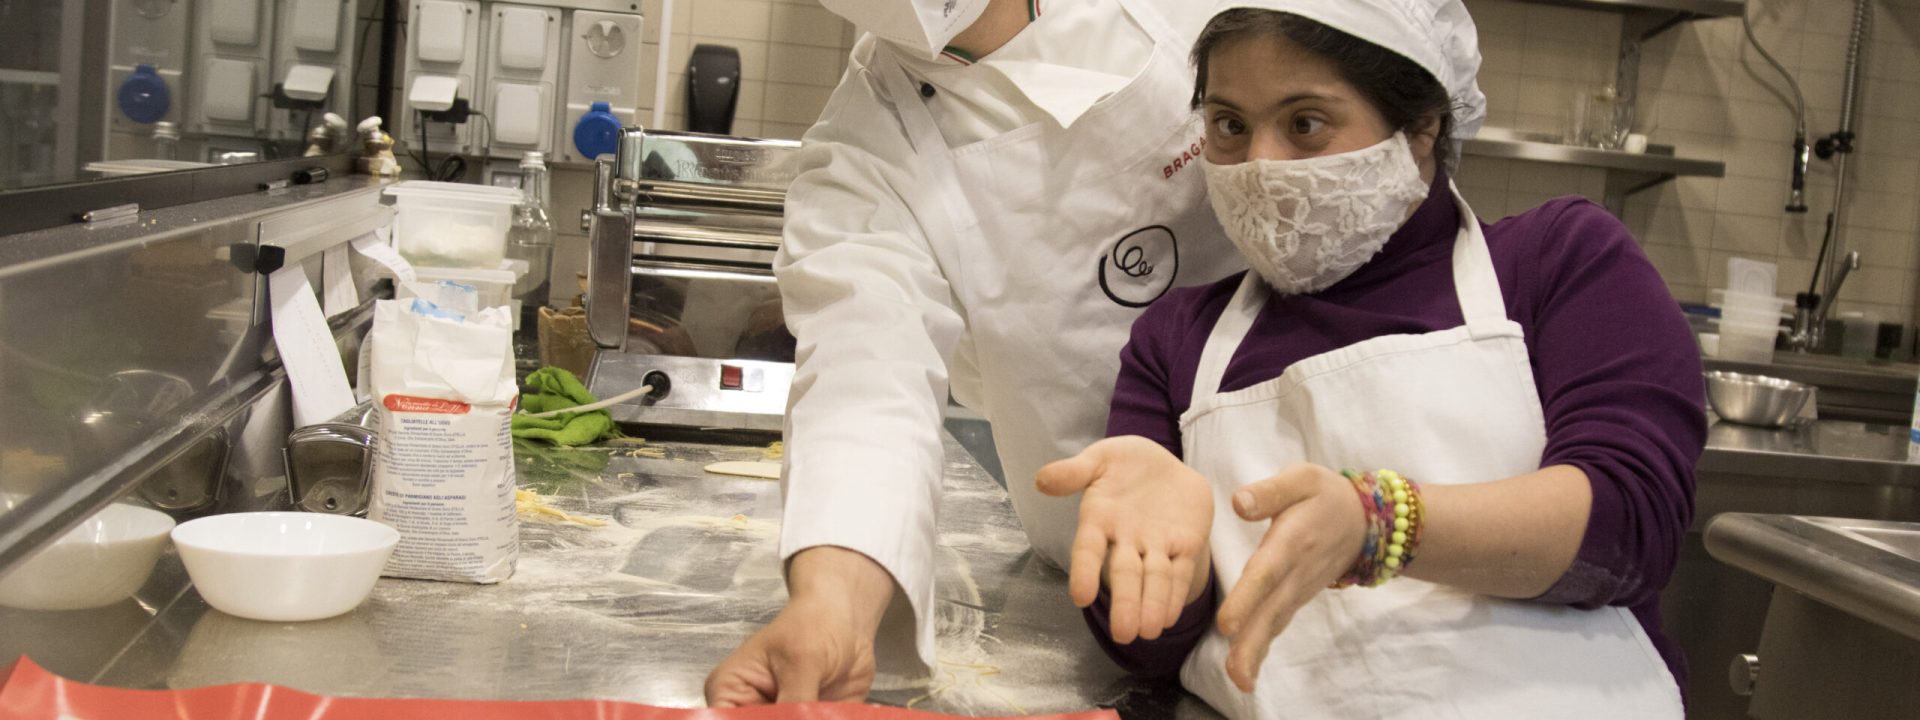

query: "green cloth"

left=512, top=367, right=620, bottom=446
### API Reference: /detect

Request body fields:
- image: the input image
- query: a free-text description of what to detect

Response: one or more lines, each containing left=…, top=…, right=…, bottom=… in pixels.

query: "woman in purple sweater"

left=1034, top=1, right=1703, bottom=718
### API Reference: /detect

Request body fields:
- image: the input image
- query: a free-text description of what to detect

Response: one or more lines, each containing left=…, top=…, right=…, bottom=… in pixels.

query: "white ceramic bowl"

left=172, top=512, right=398, bottom=622
left=0, top=498, right=175, bottom=611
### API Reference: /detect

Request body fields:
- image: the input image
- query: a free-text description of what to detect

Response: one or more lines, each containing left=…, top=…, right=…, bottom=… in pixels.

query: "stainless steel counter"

left=1699, top=418, right=1920, bottom=489
left=1669, top=417, right=1920, bottom=719
left=0, top=431, right=1217, bottom=719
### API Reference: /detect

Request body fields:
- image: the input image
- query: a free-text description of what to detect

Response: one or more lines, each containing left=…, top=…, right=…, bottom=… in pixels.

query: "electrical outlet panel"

left=482, top=3, right=562, bottom=158
left=557, top=9, right=645, bottom=164
left=267, top=0, right=355, bottom=140
left=402, top=0, right=483, bottom=156
left=107, top=0, right=193, bottom=140
left=188, top=0, right=274, bottom=138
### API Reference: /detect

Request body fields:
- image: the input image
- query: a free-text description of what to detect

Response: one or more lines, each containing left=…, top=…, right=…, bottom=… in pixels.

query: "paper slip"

left=269, top=265, right=356, bottom=426
left=351, top=232, right=416, bottom=284
left=321, top=244, right=358, bottom=318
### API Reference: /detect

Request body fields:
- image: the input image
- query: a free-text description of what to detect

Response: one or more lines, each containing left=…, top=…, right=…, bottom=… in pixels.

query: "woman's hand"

left=1217, top=464, right=1368, bottom=693
left=1037, top=436, right=1214, bottom=645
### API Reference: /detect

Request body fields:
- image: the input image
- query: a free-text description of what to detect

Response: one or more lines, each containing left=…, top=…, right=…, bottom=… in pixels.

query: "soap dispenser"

left=688, top=44, right=742, bottom=135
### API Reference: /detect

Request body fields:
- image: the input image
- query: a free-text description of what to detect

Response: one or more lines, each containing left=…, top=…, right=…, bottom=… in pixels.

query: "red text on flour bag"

left=384, top=395, right=472, bottom=414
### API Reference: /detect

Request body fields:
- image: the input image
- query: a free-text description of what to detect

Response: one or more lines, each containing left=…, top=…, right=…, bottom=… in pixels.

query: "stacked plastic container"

left=381, top=181, right=531, bottom=326
left=1713, top=258, right=1785, bottom=364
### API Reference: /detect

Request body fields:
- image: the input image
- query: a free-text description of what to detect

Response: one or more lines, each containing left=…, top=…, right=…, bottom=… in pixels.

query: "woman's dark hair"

left=1191, top=9, right=1457, bottom=169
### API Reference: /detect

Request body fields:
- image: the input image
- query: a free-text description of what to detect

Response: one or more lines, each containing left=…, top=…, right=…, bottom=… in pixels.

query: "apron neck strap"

left=1189, top=272, right=1266, bottom=409
left=874, top=43, right=984, bottom=233
left=1445, top=182, right=1514, bottom=337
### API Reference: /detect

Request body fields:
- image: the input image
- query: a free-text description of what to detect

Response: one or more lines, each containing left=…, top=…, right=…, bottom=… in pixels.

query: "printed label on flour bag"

left=367, top=298, right=519, bottom=583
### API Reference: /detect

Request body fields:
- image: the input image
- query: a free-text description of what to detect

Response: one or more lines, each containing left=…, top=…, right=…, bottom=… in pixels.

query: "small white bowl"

left=172, top=512, right=398, bottom=622
left=0, top=498, right=176, bottom=611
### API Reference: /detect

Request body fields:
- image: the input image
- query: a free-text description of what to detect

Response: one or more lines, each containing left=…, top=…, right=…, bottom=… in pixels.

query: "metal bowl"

left=1705, top=371, right=1814, bottom=428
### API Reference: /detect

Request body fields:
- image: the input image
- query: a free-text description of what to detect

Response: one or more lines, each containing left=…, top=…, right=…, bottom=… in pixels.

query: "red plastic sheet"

left=0, top=657, right=1119, bottom=720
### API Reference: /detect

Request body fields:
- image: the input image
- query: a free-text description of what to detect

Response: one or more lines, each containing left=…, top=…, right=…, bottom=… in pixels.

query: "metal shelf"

left=1512, top=0, right=1748, bottom=135
left=1462, top=136, right=1725, bottom=213
left=1462, top=137, right=1723, bottom=177
left=1514, top=0, right=1746, bottom=19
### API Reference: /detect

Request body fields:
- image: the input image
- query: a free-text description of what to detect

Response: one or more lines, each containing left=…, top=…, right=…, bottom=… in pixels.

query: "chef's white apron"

left=1175, top=185, right=1682, bottom=719
left=872, top=0, right=1243, bottom=568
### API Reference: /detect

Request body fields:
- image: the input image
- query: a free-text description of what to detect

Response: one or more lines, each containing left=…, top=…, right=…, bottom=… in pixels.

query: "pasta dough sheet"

left=703, top=461, right=781, bottom=480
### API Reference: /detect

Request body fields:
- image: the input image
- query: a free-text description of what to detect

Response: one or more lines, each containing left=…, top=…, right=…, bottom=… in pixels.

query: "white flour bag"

left=367, top=297, right=519, bottom=583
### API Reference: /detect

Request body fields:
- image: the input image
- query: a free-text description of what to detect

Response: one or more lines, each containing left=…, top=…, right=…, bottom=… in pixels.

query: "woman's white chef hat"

left=1212, top=0, right=1487, bottom=146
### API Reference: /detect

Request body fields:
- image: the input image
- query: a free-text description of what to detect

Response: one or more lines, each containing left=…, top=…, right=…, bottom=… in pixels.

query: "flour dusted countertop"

left=4, top=431, right=1220, bottom=719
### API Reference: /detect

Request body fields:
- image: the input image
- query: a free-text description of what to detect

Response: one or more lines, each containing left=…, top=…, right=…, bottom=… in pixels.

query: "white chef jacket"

left=776, top=0, right=1223, bottom=673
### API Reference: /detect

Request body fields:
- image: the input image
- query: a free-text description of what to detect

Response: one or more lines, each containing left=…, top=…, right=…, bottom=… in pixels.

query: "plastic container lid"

left=117, top=64, right=171, bottom=124
left=573, top=101, right=622, bottom=160
left=1711, top=289, right=1792, bottom=308
left=384, top=180, right=522, bottom=202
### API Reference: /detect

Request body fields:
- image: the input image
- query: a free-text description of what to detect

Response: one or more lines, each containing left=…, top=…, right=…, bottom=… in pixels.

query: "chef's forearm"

left=786, top=545, right=897, bottom=634
left=1401, top=465, right=1591, bottom=599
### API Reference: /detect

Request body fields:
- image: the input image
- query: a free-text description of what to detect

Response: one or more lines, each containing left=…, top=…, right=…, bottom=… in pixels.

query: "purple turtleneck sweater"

left=1085, top=171, right=1705, bottom=692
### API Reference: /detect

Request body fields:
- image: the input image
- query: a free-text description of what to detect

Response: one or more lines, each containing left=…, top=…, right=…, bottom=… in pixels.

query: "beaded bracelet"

left=1330, top=469, right=1425, bottom=589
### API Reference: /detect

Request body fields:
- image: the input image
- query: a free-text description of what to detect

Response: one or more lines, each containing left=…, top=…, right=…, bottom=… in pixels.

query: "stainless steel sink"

left=1706, top=513, right=1920, bottom=720
left=1707, top=513, right=1920, bottom=641
left=1803, top=516, right=1920, bottom=560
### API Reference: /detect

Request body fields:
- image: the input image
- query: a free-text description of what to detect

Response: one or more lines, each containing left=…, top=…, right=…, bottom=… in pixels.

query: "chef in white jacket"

left=704, top=0, right=1243, bottom=707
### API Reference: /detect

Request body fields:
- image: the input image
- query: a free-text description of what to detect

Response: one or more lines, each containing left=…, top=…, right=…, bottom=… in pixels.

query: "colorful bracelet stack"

left=1330, top=469, right=1425, bottom=589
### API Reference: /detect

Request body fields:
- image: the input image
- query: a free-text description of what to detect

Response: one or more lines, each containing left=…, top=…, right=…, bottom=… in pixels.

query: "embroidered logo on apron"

left=1098, top=225, right=1179, bottom=308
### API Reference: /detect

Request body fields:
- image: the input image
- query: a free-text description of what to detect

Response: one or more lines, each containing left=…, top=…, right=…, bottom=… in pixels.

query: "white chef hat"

left=1211, top=0, right=1487, bottom=147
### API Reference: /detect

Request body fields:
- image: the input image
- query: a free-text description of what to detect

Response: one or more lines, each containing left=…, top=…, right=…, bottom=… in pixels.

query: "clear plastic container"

left=1712, top=290, right=1789, bottom=350
left=1716, top=325, right=1776, bottom=363
left=1840, top=311, right=1878, bottom=360
left=383, top=181, right=522, bottom=269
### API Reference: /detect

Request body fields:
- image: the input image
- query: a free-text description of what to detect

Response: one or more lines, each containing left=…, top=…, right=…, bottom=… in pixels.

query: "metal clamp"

left=585, top=131, right=644, bottom=350
left=252, top=191, right=394, bottom=275
left=285, top=428, right=374, bottom=516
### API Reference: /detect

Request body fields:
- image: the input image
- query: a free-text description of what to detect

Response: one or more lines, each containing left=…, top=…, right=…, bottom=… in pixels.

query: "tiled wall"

left=367, top=0, right=856, bottom=300
left=651, top=0, right=856, bottom=140
left=1457, top=0, right=1920, bottom=328
left=351, top=0, right=855, bottom=144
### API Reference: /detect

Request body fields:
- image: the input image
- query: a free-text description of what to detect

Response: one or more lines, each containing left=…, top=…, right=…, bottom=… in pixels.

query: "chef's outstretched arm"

left=704, top=64, right=968, bottom=706
left=705, top=546, right=895, bottom=706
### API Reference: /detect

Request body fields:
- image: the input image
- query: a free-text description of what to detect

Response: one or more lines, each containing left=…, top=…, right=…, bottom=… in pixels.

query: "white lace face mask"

left=1202, top=133, right=1432, bottom=295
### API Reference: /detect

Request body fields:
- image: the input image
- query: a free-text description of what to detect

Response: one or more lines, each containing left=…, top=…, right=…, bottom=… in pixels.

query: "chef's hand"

left=704, top=546, right=890, bottom=706
left=1216, top=464, right=1366, bottom=693
left=1037, top=436, right=1213, bottom=645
